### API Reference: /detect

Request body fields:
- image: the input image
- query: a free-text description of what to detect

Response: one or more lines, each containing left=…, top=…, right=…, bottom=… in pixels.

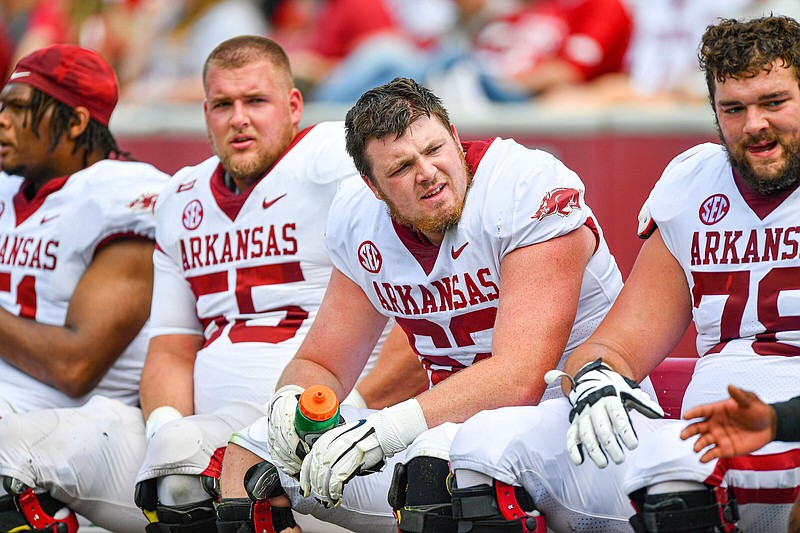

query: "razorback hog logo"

left=127, top=193, right=159, bottom=213
left=532, top=187, right=581, bottom=221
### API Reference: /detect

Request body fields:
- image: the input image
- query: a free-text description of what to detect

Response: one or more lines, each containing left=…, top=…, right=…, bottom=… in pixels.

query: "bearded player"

left=214, top=76, right=646, bottom=533
left=449, top=15, right=800, bottom=533
left=0, top=36, right=410, bottom=533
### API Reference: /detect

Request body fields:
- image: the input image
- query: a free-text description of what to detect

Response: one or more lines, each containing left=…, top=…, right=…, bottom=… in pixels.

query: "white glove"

left=299, top=398, right=427, bottom=506
left=545, top=359, right=664, bottom=468
left=267, top=384, right=307, bottom=477
left=145, top=406, right=183, bottom=442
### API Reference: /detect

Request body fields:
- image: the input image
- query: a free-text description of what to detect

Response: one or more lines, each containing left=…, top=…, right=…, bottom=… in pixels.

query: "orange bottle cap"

left=298, top=385, right=339, bottom=421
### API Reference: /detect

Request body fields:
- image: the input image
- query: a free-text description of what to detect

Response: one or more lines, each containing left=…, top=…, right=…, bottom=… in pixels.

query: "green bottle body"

left=294, top=385, right=345, bottom=448
left=295, top=406, right=343, bottom=447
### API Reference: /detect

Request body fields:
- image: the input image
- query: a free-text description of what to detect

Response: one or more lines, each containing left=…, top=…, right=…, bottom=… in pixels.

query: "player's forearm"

left=563, top=308, right=690, bottom=385
left=415, top=360, right=548, bottom=428
left=563, top=286, right=688, bottom=382
left=140, top=348, right=196, bottom=418
left=566, top=230, right=695, bottom=382
left=355, top=326, right=428, bottom=409
left=773, top=396, right=800, bottom=442
left=0, top=309, right=116, bottom=397
left=357, top=362, right=428, bottom=410
left=565, top=340, right=639, bottom=380
left=276, top=357, right=350, bottom=401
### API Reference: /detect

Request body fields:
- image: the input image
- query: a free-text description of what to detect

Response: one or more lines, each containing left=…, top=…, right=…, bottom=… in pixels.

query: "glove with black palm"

left=545, top=359, right=664, bottom=468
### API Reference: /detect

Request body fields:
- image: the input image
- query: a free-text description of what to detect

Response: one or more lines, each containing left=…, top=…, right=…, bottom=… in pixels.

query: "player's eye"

left=0, top=100, right=28, bottom=113
left=390, top=164, right=408, bottom=177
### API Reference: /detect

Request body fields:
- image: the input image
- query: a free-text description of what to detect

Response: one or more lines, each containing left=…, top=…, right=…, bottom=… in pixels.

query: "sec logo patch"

left=699, top=194, right=729, bottom=225
left=358, top=241, right=382, bottom=273
left=182, top=200, right=204, bottom=230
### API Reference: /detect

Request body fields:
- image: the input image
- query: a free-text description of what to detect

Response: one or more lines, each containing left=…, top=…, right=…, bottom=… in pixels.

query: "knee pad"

left=0, top=492, right=25, bottom=532
left=135, top=476, right=219, bottom=533
left=388, top=456, right=457, bottom=533
left=629, top=486, right=741, bottom=533
left=0, top=478, right=77, bottom=533
left=242, top=461, right=285, bottom=502
left=451, top=480, right=545, bottom=532
left=216, top=498, right=296, bottom=533
left=216, top=462, right=295, bottom=533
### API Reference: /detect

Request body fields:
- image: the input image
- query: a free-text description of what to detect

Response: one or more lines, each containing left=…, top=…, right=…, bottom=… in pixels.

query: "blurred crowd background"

left=3, top=0, right=800, bottom=113
left=6, top=0, right=794, bottom=363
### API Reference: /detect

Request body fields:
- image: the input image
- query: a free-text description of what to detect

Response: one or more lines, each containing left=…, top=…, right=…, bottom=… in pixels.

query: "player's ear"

left=288, top=87, right=303, bottom=127
left=67, top=106, right=91, bottom=139
left=361, top=174, right=383, bottom=201
left=450, top=123, right=460, bottom=145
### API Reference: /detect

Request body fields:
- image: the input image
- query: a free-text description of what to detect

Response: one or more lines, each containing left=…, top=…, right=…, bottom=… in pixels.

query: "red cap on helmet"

left=7, top=44, right=119, bottom=127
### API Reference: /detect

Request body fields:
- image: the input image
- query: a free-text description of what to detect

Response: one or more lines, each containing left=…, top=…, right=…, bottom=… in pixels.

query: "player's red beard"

left=221, top=151, right=271, bottom=183
left=722, top=130, right=800, bottom=195
left=207, top=126, right=292, bottom=185
left=380, top=154, right=474, bottom=236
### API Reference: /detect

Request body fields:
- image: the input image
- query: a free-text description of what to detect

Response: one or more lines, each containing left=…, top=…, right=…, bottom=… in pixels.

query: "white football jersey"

left=646, top=142, right=800, bottom=408
left=447, top=143, right=800, bottom=533
left=327, top=137, right=623, bottom=398
left=151, top=122, right=364, bottom=413
left=0, top=161, right=168, bottom=412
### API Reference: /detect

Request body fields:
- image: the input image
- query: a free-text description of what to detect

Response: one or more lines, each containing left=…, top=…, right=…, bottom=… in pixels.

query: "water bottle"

left=295, top=385, right=344, bottom=449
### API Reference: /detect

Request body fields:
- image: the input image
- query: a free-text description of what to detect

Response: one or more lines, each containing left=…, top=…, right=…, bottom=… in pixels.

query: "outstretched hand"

left=680, top=384, right=777, bottom=463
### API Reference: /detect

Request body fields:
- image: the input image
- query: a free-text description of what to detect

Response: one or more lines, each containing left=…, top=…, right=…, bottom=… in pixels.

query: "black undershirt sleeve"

left=772, top=396, right=800, bottom=442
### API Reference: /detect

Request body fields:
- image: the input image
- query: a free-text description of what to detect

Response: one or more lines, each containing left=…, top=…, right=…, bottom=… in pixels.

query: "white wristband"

left=342, top=388, right=368, bottom=409
left=145, top=405, right=183, bottom=442
left=373, top=398, right=428, bottom=457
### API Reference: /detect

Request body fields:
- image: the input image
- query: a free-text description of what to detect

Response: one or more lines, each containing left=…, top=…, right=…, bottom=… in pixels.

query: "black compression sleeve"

left=772, top=396, right=800, bottom=442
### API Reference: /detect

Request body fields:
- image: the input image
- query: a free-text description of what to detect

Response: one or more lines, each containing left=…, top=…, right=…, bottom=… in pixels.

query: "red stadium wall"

left=118, top=125, right=716, bottom=361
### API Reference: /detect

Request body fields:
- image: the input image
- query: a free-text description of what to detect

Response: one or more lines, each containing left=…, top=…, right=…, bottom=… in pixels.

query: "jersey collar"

left=13, top=175, right=70, bottom=226
left=732, top=167, right=800, bottom=220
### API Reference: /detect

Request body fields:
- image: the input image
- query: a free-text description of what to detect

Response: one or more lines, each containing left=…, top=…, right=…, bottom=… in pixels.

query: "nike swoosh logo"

left=262, top=193, right=287, bottom=209
left=451, top=242, right=468, bottom=259
left=40, top=214, right=60, bottom=224
left=9, top=71, right=30, bottom=81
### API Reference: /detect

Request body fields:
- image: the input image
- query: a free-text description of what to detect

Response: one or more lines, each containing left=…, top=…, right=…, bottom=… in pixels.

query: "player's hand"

left=545, top=359, right=663, bottom=468
left=299, top=416, right=385, bottom=506
left=299, top=399, right=427, bottom=506
left=680, top=384, right=776, bottom=463
left=267, top=385, right=308, bottom=477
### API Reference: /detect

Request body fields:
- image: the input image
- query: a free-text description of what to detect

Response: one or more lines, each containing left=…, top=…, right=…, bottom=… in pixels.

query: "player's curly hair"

left=344, top=77, right=452, bottom=183
left=26, top=89, right=131, bottom=163
left=700, top=15, right=800, bottom=105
